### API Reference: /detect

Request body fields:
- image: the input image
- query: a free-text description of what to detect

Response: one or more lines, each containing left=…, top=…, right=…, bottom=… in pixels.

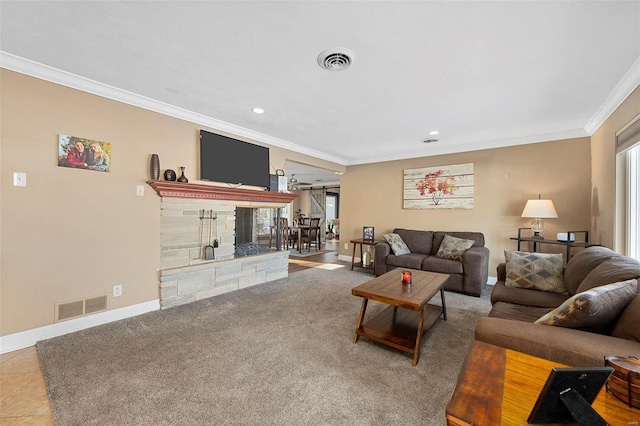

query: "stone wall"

left=158, top=197, right=289, bottom=308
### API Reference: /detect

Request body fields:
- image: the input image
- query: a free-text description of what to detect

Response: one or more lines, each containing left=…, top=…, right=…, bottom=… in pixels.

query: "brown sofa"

left=374, top=229, right=489, bottom=297
left=475, top=246, right=640, bottom=366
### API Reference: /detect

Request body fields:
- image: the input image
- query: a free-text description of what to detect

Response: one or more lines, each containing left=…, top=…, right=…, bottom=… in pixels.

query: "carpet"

left=37, top=266, right=491, bottom=425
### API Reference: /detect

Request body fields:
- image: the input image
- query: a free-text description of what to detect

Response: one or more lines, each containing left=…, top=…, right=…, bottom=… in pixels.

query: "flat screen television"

left=200, top=130, right=270, bottom=188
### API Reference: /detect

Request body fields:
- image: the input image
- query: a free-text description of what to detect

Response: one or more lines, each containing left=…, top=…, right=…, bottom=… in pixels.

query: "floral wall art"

left=403, top=163, right=474, bottom=209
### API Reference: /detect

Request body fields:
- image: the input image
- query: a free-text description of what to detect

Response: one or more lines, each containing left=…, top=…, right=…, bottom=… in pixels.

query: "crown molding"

left=346, top=127, right=588, bottom=166
left=0, top=51, right=347, bottom=166
left=584, top=56, right=640, bottom=135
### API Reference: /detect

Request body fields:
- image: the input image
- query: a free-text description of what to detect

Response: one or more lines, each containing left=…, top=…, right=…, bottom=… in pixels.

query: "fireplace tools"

left=204, top=210, right=215, bottom=260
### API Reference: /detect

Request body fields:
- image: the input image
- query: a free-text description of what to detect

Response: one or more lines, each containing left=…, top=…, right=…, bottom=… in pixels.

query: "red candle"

left=402, top=270, right=412, bottom=284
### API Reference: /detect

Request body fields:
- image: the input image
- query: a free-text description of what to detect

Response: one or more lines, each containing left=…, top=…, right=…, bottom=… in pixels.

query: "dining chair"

left=302, top=217, right=321, bottom=251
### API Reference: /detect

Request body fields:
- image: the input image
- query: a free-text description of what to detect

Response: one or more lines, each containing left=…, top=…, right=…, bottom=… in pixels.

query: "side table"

left=350, top=238, right=382, bottom=273
left=445, top=341, right=638, bottom=425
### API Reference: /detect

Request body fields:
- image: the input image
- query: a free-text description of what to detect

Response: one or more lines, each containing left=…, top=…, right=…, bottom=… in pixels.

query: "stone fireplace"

left=147, top=181, right=297, bottom=308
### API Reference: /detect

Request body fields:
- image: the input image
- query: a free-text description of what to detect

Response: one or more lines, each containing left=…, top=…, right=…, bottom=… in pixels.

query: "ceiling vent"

left=317, top=48, right=355, bottom=71
left=422, top=138, right=439, bottom=144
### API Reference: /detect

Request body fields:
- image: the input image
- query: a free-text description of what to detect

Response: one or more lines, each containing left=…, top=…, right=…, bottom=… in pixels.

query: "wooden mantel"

left=146, top=180, right=298, bottom=204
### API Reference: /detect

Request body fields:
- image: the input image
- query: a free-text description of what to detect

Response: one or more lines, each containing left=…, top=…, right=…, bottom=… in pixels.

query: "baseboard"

left=487, top=276, right=497, bottom=285
left=0, top=299, right=160, bottom=354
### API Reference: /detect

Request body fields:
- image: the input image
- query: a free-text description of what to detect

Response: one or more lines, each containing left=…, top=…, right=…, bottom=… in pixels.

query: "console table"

left=510, top=228, right=600, bottom=262
left=445, top=341, right=637, bottom=425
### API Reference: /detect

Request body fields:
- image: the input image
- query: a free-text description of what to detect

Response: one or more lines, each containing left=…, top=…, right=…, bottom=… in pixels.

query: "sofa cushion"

left=490, top=281, right=570, bottom=308
left=383, top=233, right=411, bottom=255
left=610, top=293, right=640, bottom=342
left=576, top=256, right=640, bottom=293
left=386, top=253, right=429, bottom=270
left=504, top=251, right=566, bottom=293
left=435, top=234, right=475, bottom=261
left=489, top=301, right=553, bottom=323
left=421, top=256, right=464, bottom=275
left=475, top=317, right=640, bottom=367
left=393, top=228, right=433, bottom=254
left=564, top=246, right=615, bottom=295
left=432, top=232, right=484, bottom=255
left=534, top=280, right=638, bottom=333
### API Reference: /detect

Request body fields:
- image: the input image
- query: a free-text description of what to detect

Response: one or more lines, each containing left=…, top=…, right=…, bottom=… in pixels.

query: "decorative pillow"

left=383, top=233, right=411, bottom=256
left=435, top=234, right=475, bottom=261
left=504, top=250, right=566, bottom=293
left=534, top=279, right=638, bottom=332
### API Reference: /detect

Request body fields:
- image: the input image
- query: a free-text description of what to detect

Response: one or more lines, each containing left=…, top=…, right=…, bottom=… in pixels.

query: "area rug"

left=37, top=266, right=491, bottom=425
left=288, top=248, right=336, bottom=258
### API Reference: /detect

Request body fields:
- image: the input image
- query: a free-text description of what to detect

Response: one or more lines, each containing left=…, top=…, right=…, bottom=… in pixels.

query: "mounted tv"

left=200, top=130, right=270, bottom=188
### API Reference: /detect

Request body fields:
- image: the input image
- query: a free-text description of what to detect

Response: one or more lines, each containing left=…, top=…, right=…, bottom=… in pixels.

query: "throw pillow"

left=435, top=234, right=475, bottom=261
left=383, top=233, right=411, bottom=256
left=504, top=250, right=566, bottom=293
left=534, top=279, right=638, bottom=332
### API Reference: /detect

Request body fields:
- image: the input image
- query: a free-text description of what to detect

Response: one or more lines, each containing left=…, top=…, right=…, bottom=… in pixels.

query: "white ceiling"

left=2, top=1, right=639, bottom=180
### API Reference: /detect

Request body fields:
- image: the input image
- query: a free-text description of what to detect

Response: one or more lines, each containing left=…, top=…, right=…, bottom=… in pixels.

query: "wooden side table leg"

left=353, top=298, right=368, bottom=343
left=413, top=307, right=426, bottom=366
left=351, top=242, right=357, bottom=270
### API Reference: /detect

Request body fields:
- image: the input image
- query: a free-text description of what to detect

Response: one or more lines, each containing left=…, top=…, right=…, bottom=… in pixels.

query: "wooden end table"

left=350, top=238, right=383, bottom=273
left=445, top=340, right=640, bottom=425
left=351, top=268, right=449, bottom=366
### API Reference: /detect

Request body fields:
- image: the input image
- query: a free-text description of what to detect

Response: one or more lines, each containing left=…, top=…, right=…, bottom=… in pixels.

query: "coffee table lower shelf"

left=355, top=304, right=443, bottom=355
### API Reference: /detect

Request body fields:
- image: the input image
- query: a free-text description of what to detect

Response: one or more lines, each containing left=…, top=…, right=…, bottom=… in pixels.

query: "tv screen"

left=200, top=130, right=270, bottom=188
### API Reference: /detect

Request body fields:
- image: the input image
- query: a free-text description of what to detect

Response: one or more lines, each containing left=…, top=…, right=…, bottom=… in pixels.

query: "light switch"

left=13, top=172, right=27, bottom=187
left=136, top=185, right=145, bottom=196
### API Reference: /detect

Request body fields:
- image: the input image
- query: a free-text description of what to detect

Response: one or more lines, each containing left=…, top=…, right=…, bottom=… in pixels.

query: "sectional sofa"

left=475, top=246, right=640, bottom=366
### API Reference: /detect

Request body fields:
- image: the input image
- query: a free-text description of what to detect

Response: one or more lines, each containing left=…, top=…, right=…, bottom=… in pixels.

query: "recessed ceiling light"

left=334, top=171, right=344, bottom=175
left=252, top=107, right=265, bottom=114
left=429, top=130, right=439, bottom=136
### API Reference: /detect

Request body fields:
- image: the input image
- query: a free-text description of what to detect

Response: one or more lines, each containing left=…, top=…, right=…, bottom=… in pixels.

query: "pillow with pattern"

left=383, top=233, right=411, bottom=255
left=435, top=234, right=475, bottom=261
left=534, top=279, right=638, bottom=332
left=504, top=250, right=566, bottom=293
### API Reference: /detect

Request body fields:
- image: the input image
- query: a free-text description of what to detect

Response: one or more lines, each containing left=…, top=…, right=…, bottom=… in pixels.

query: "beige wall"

left=339, top=138, right=592, bottom=273
left=0, top=70, right=343, bottom=336
left=591, top=85, right=640, bottom=251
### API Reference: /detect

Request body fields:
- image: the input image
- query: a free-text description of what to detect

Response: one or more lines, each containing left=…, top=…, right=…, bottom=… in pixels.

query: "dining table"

left=290, top=224, right=321, bottom=252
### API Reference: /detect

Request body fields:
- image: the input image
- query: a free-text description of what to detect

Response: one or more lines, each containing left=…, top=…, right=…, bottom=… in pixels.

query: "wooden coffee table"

left=446, top=340, right=640, bottom=425
left=351, top=268, right=449, bottom=366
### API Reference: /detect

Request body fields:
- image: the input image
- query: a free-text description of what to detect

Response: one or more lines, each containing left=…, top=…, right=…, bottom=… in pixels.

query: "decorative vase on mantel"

left=164, top=169, right=176, bottom=181
left=149, top=154, right=160, bottom=180
left=177, top=166, right=189, bottom=183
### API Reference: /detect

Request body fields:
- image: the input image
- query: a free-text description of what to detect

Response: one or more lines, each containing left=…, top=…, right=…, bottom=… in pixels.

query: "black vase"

left=164, top=169, right=176, bottom=181
left=177, top=166, right=189, bottom=183
left=149, top=154, right=160, bottom=180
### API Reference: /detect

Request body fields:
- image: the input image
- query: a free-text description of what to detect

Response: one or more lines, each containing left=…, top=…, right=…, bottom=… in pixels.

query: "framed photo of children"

left=363, top=226, right=375, bottom=241
left=58, top=134, right=111, bottom=172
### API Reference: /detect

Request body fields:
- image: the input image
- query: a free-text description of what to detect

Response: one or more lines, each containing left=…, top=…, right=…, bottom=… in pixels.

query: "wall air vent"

left=317, top=48, right=356, bottom=71
left=56, top=295, right=108, bottom=322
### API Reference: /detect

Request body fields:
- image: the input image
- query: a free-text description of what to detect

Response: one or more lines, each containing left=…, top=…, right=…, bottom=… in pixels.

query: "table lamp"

left=521, top=195, right=558, bottom=239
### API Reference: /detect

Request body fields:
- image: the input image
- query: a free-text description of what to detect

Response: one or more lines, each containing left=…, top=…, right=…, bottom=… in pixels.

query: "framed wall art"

left=403, top=163, right=474, bottom=209
left=58, top=134, right=111, bottom=172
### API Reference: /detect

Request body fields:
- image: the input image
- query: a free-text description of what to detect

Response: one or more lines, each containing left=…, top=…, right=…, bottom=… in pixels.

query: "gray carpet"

left=37, top=266, right=491, bottom=426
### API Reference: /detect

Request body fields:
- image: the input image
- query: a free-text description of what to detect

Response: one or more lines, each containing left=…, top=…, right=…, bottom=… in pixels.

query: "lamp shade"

left=521, top=199, right=558, bottom=218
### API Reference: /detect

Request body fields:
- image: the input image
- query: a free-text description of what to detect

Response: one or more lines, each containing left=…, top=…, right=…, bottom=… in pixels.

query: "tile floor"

left=0, top=346, right=53, bottom=425
left=0, top=240, right=344, bottom=425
